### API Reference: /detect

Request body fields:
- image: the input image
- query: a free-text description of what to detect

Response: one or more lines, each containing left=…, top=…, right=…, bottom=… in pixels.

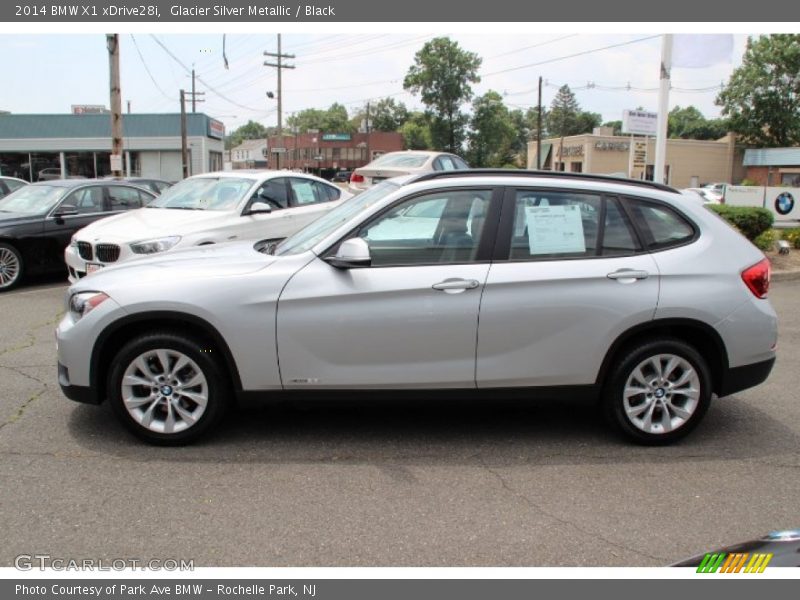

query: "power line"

left=129, top=34, right=176, bottom=102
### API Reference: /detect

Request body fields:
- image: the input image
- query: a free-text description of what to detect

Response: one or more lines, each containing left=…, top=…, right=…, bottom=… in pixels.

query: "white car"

left=65, top=170, right=350, bottom=281
left=348, top=151, right=468, bottom=194
left=681, top=188, right=721, bottom=204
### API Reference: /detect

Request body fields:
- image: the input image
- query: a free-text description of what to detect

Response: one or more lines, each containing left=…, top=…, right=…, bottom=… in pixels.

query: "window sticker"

left=293, top=182, right=316, bottom=205
left=525, top=204, right=586, bottom=254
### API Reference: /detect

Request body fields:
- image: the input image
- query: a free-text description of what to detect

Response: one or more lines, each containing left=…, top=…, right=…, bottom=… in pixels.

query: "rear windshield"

left=370, top=154, right=429, bottom=168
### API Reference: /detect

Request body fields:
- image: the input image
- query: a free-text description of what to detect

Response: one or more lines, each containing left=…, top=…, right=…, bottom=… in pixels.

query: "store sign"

left=322, top=133, right=351, bottom=141
left=558, top=145, right=584, bottom=157
left=622, top=109, right=658, bottom=136
left=631, top=141, right=647, bottom=167
left=71, top=105, right=108, bottom=114
left=595, top=141, right=629, bottom=151
left=208, top=119, right=225, bottom=139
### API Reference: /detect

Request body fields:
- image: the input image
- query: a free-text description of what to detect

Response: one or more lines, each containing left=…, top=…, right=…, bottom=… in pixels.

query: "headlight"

left=69, top=292, right=109, bottom=322
left=129, top=235, right=181, bottom=255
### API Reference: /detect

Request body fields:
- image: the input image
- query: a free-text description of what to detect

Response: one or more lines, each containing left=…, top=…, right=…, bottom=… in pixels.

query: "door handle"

left=432, top=278, right=480, bottom=292
left=607, top=269, right=649, bottom=281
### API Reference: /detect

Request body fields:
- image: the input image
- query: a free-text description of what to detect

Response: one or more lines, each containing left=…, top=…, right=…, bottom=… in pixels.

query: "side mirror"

left=247, top=201, right=272, bottom=215
left=325, top=237, right=372, bottom=269
left=53, top=204, right=78, bottom=218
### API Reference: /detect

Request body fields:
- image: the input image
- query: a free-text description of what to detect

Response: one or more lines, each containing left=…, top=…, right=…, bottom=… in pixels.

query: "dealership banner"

left=0, top=0, right=788, bottom=22
left=4, top=579, right=800, bottom=600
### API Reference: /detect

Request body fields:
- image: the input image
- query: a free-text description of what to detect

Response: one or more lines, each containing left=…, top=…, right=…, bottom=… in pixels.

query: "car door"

left=235, top=177, right=296, bottom=242
left=276, top=187, right=501, bottom=389
left=476, top=189, right=660, bottom=388
left=42, top=185, right=108, bottom=252
left=284, top=177, right=345, bottom=230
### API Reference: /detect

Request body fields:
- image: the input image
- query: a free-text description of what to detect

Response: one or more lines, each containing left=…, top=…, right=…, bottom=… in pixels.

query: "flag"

left=672, top=34, right=734, bottom=68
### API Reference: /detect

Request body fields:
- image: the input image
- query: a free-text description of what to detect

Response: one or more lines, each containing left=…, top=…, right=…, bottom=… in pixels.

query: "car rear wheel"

left=603, top=338, right=712, bottom=445
left=108, top=331, right=228, bottom=445
left=0, top=242, right=23, bottom=291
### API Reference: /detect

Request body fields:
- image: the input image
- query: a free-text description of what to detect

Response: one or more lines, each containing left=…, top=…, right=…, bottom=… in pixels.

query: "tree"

left=603, top=120, right=623, bottom=135
left=399, top=112, right=433, bottom=150
left=668, top=106, right=728, bottom=140
left=716, top=34, right=800, bottom=147
left=545, top=85, right=600, bottom=137
left=467, top=91, right=517, bottom=168
left=226, top=120, right=267, bottom=149
left=352, top=97, right=410, bottom=132
left=286, top=103, right=354, bottom=134
left=403, top=37, right=482, bottom=153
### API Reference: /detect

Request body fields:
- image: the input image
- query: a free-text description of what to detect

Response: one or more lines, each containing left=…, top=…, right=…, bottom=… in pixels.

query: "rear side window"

left=602, top=198, right=641, bottom=256
left=627, top=199, right=695, bottom=250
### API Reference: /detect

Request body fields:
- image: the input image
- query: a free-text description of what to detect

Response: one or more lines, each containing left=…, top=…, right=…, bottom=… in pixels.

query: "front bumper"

left=58, top=362, right=100, bottom=404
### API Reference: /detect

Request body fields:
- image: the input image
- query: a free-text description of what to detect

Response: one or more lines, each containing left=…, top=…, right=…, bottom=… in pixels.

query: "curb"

left=772, top=269, right=800, bottom=282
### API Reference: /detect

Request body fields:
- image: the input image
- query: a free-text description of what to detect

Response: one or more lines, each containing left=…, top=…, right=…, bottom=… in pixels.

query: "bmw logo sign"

left=775, top=192, right=795, bottom=216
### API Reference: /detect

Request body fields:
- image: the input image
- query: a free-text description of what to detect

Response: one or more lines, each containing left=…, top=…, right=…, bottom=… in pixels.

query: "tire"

left=602, top=338, right=712, bottom=445
left=0, top=242, right=24, bottom=291
left=107, top=331, right=229, bottom=445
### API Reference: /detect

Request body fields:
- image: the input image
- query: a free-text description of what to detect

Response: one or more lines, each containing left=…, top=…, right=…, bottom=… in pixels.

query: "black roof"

left=411, top=169, right=680, bottom=194
left=30, top=178, right=156, bottom=189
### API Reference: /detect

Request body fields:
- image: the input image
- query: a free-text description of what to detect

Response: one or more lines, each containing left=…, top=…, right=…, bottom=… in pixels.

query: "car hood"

left=74, top=207, right=237, bottom=241
left=71, top=241, right=276, bottom=291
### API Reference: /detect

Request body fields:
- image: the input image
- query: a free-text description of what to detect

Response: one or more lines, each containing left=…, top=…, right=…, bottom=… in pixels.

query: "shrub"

left=707, top=205, right=774, bottom=240
left=753, top=229, right=778, bottom=251
left=782, top=228, right=800, bottom=249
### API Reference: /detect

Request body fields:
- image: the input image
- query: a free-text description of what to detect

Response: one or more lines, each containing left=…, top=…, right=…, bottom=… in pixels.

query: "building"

left=265, top=131, right=404, bottom=178
left=0, top=113, right=226, bottom=182
left=230, top=139, right=268, bottom=169
left=527, top=128, right=746, bottom=188
left=742, top=147, right=800, bottom=187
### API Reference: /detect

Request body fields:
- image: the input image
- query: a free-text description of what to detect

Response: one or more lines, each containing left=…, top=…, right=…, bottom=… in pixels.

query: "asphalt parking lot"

left=0, top=277, right=798, bottom=567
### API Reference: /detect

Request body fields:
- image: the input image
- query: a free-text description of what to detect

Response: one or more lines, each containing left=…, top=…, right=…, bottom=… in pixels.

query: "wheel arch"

left=596, top=318, right=729, bottom=396
left=90, top=311, right=243, bottom=403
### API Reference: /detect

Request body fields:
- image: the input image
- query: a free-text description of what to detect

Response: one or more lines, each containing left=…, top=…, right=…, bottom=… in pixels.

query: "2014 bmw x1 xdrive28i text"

left=56, top=171, right=777, bottom=445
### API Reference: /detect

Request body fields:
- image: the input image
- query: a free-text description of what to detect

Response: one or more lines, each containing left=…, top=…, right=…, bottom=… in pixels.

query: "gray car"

left=56, top=170, right=777, bottom=445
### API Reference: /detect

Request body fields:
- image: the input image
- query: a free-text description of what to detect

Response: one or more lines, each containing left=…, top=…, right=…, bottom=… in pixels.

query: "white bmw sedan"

left=65, top=170, right=350, bottom=282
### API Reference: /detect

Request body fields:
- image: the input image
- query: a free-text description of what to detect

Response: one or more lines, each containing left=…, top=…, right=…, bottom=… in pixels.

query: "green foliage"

left=403, top=37, right=482, bottom=153
left=226, top=120, right=268, bottom=149
left=399, top=112, right=433, bottom=150
left=368, top=98, right=410, bottom=132
left=286, top=103, right=353, bottom=134
left=603, top=120, right=623, bottom=135
left=753, top=229, right=778, bottom=251
left=781, top=228, right=800, bottom=249
left=707, top=205, right=775, bottom=240
left=668, top=106, right=728, bottom=140
left=716, top=34, right=800, bottom=147
left=466, top=91, right=517, bottom=168
left=545, top=85, right=601, bottom=137
left=740, top=178, right=760, bottom=186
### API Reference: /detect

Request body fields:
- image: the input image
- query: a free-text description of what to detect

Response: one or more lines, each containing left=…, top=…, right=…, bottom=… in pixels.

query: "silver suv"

left=56, top=171, right=777, bottom=445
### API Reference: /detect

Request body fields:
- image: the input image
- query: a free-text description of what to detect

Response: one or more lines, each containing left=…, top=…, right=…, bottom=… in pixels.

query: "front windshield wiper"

left=163, top=206, right=200, bottom=210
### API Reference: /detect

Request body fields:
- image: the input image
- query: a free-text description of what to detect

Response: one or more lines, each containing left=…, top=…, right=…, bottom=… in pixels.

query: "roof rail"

left=410, top=169, right=680, bottom=194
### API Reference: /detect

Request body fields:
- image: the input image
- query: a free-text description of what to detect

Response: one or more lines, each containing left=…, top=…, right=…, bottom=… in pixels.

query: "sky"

left=0, top=33, right=752, bottom=134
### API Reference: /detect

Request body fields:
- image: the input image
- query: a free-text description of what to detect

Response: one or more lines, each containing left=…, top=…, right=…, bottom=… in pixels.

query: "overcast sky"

left=0, top=33, right=751, bottom=133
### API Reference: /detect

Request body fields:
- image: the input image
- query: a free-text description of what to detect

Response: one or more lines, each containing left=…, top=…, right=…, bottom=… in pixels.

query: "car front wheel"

left=603, top=338, right=712, bottom=445
left=108, top=331, right=228, bottom=445
left=0, top=242, right=24, bottom=291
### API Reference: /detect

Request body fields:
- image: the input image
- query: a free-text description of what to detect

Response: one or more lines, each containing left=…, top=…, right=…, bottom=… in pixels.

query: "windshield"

left=0, top=185, right=66, bottom=215
left=147, top=177, right=253, bottom=211
left=276, top=181, right=400, bottom=256
left=370, top=153, right=429, bottom=169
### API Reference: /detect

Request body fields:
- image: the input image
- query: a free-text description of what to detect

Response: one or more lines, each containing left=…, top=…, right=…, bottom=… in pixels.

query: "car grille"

left=96, top=244, right=121, bottom=263
left=77, top=242, right=93, bottom=261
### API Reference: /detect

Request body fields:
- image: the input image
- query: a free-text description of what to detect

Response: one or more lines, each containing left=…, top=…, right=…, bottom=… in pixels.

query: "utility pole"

left=127, top=100, right=131, bottom=114
left=180, top=90, right=189, bottom=179
left=264, top=33, right=295, bottom=170
left=365, top=101, right=371, bottom=164
left=106, top=34, right=123, bottom=178
left=536, top=76, right=542, bottom=170
left=192, top=68, right=196, bottom=112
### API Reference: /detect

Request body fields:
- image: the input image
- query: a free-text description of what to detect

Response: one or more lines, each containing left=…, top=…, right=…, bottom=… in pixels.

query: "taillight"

left=741, top=258, right=770, bottom=299
left=350, top=173, right=364, bottom=183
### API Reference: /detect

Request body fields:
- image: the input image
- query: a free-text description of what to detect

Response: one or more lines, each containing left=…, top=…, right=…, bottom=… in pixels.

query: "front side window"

left=509, top=191, right=601, bottom=260
left=358, top=189, right=492, bottom=267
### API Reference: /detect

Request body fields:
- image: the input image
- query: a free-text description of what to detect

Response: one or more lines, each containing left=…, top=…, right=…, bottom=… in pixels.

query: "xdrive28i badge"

left=775, top=192, right=795, bottom=216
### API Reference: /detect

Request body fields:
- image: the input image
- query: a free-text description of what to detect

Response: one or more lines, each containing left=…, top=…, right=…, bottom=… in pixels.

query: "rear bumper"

left=718, top=357, right=776, bottom=397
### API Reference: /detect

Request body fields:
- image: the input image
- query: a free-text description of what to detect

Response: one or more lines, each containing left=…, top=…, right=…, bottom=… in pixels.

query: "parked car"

left=102, top=177, right=173, bottom=196
left=701, top=182, right=726, bottom=202
left=681, top=188, right=721, bottom=204
left=0, top=176, right=28, bottom=199
left=56, top=170, right=776, bottom=445
left=65, top=170, right=350, bottom=282
left=0, top=180, right=156, bottom=291
left=330, top=170, right=352, bottom=183
left=348, top=151, right=468, bottom=193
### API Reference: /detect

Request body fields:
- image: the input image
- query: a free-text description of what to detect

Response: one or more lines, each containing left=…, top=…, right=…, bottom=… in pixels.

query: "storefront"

left=742, top=147, right=800, bottom=187
left=528, top=128, right=746, bottom=188
left=0, top=113, right=225, bottom=182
